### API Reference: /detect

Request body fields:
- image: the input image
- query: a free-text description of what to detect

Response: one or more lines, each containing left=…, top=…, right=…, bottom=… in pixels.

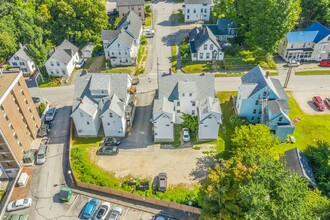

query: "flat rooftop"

left=0, top=73, right=19, bottom=102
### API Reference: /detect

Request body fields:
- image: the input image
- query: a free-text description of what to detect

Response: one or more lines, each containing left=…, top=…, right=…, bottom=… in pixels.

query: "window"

left=19, top=62, right=25, bottom=66
left=251, top=117, right=255, bottom=120
left=187, top=15, right=190, bottom=19
left=203, top=3, right=207, bottom=6
left=210, top=44, right=213, bottom=50
left=189, top=93, right=192, bottom=96
left=263, top=91, right=267, bottom=97
left=109, top=113, right=113, bottom=117
left=12, top=62, right=18, bottom=66
left=255, top=100, right=259, bottom=105
left=204, top=9, right=207, bottom=13
left=139, top=12, right=141, bottom=17
left=253, top=109, right=257, bottom=114
left=117, top=43, right=120, bottom=47
left=2, top=154, right=8, bottom=159
left=204, top=125, right=207, bottom=127
left=57, top=62, right=60, bottom=66
left=4, top=115, right=9, bottom=121
left=177, top=101, right=180, bottom=106
left=119, top=51, right=121, bottom=55
left=107, top=122, right=110, bottom=125
left=177, top=110, right=181, bottom=113
left=199, top=53, right=203, bottom=59
left=203, top=44, right=207, bottom=50
left=192, top=110, right=195, bottom=114
left=112, top=52, right=114, bottom=55
left=14, top=56, right=19, bottom=60
left=125, top=51, right=127, bottom=55
left=192, top=101, right=195, bottom=106
left=182, top=93, right=185, bottom=97
left=166, top=124, right=169, bottom=126
left=279, top=117, right=283, bottom=122
left=22, top=68, right=28, bottom=72
left=87, top=121, right=90, bottom=125
left=201, top=8, right=203, bottom=13
left=62, top=70, right=66, bottom=75
left=187, top=9, right=190, bottom=13
left=193, top=9, right=196, bottom=13
left=206, top=53, right=210, bottom=59
left=7, top=162, right=13, bottom=167
left=138, top=6, right=141, bottom=10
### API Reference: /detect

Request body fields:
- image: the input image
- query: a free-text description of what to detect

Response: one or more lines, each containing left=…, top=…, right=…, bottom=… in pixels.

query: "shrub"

left=141, top=36, right=147, bottom=45
left=38, top=102, right=46, bottom=115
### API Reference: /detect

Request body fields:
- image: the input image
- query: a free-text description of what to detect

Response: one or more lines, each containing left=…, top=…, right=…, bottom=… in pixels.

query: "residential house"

left=102, top=11, right=143, bottom=67
left=188, top=26, right=224, bottom=61
left=81, top=42, right=94, bottom=58
left=183, top=0, right=212, bottom=23
left=205, top=18, right=237, bottom=42
left=8, top=46, right=36, bottom=76
left=0, top=72, right=41, bottom=179
left=45, top=39, right=80, bottom=77
left=235, top=66, right=295, bottom=142
left=151, top=73, right=221, bottom=142
left=280, top=148, right=316, bottom=187
left=278, top=22, right=330, bottom=62
left=71, top=73, right=136, bottom=137
left=117, top=0, right=145, bottom=19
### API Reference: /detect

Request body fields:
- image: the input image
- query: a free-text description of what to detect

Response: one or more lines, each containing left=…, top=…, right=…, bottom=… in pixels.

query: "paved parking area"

left=292, top=91, right=330, bottom=115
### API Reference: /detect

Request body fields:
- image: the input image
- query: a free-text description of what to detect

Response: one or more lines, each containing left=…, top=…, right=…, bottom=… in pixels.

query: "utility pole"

left=157, top=57, right=160, bottom=98
left=283, top=62, right=293, bottom=88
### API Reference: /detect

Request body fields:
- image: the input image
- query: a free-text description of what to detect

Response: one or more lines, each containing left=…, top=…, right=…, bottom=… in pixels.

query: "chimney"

left=203, top=27, right=206, bottom=34
left=265, top=71, right=269, bottom=78
left=80, top=98, right=83, bottom=104
left=128, top=20, right=131, bottom=25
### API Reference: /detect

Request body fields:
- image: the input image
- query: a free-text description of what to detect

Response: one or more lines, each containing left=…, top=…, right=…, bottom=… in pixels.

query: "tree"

left=299, top=0, right=330, bottom=27
left=305, top=141, right=330, bottom=197
left=180, top=113, right=198, bottom=133
left=200, top=147, right=327, bottom=219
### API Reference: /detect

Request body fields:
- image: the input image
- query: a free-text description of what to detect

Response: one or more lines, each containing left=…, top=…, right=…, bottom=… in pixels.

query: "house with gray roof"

left=102, top=11, right=143, bottom=67
left=182, top=0, right=213, bottom=22
left=280, top=148, right=316, bottom=187
left=71, top=73, right=136, bottom=137
left=117, top=0, right=145, bottom=19
left=188, top=26, right=224, bottom=61
left=8, top=46, right=36, bottom=75
left=205, top=18, right=237, bottom=42
left=278, top=22, right=330, bottom=62
left=236, top=65, right=295, bottom=142
left=44, top=39, right=80, bottom=77
left=151, top=73, right=221, bottom=142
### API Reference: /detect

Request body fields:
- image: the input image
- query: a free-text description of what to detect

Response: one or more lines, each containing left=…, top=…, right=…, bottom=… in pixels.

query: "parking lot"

left=292, top=91, right=330, bottom=115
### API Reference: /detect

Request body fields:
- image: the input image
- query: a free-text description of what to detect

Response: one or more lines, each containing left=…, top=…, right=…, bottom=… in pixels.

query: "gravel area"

left=292, top=91, right=330, bottom=115
left=94, top=144, right=215, bottom=185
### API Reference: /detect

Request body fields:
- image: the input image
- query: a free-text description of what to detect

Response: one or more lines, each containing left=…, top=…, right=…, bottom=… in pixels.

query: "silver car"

left=108, top=207, right=122, bottom=220
left=36, top=145, right=47, bottom=165
left=45, top=107, right=57, bottom=121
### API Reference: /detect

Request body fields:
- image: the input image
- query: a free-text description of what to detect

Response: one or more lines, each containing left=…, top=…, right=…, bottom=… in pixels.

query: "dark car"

left=102, top=137, right=120, bottom=146
left=158, top=173, right=167, bottom=192
left=97, top=146, right=119, bottom=156
left=38, top=121, right=51, bottom=137
left=32, top=97, right=40, bottom=103
left=312, top=96, right=326, bottom=111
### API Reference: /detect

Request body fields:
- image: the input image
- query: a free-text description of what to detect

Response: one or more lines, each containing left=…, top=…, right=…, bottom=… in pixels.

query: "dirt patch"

left=95, top=144, right=215, bottom=185
left=292, top=91, right=330, bottom=115
left=88, top=56, right=105, bottom=72
left=10, top=167, right=33, bottom=202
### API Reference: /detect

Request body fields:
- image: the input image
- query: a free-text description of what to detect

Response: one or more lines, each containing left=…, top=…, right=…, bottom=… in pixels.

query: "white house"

left=102, top=11, right=143, bottom=67
left=188, top=26, right=224, bottom=61
left=81, top=42, right=94, bottom=58
left=151, top=73, right=222, bottom=142
left=8, top=46, right=36, bottom=75
left=182, top=0, right=212, bottom=23
left=278, top=22, right=330, bottom=62
left=45, top=39, right=80, bottom=77
left=236, top=66, right=295, bottom=142
left=71, top=73, right=136, bottom=137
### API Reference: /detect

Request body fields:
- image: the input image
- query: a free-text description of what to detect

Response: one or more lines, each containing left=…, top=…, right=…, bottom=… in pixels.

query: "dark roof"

left=101, top=30, right=121, bottom=41
left=117, top=0, right=144, bottom=6
left=304, top=22, right=330, bottom=43
left=188, top=26, right=221, bottom=51
left=48, top=39, right=78, bottom=64
left=268, top=100, right=290, bottom=114
left=280, top=148, right=316, bottom=186
left=217, top=18, right=237, bottom=30
left=117, top=11, right=142, bottom=38
left=185, top=0, right=211, bottom=4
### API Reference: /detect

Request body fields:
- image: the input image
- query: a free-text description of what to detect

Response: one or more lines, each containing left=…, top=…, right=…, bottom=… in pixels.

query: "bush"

left=141, top=36, right=147, bottom=45
left=145, top=5, right=152, bottom=16
left=38, top=102, right=46, bottom=115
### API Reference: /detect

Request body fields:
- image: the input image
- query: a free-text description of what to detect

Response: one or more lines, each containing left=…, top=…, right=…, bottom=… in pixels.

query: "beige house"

left=117, top=0, right=145, bottom=19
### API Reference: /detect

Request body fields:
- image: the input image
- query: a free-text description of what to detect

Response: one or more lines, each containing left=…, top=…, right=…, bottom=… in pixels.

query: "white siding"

left=8, top=56, right=36, bottom=75
left=194, top=39, right=224, bottom=61
left=101, top=110, right=126, bottom=137
left=72, top=109, right=101, bottom=137
left=198, top=113, right=220, bottom=140
left=184, top=3, right=210, bottom=22
left=153, top=113, right=174, bottom=142
left=45, top=52, right=79, bottom=77
left=104, top=39, right=134, bottom=66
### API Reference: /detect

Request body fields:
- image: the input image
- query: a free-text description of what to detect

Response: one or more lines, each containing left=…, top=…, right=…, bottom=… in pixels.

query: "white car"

left=36, top=145, right=47, bottom=165
left=143, top=29, right=154, bottom=38
left=7, top=198, right=32, bottom=212
left=108, top=207, right=122, bottom=220
left=75, top=58, right=85, bottom=69
left=182, top=128, right=190, bottom=142
left=287, top=59, right=300, bottom=67
left=45, top=106, right=57, bottom=121
left=93, top=202, right=111, bottom=220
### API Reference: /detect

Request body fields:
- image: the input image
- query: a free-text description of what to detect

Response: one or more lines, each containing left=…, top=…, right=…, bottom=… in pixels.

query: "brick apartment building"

left=0, top=72, right=41, bottom=179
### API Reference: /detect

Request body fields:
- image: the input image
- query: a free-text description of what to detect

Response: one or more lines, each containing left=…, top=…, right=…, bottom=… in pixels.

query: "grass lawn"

left=182, top=62, right=213, bottom=73
left=103, top=67, right=134, bottom=74
left=295, top=70, right=330, bottom=75
left=215, top=71, right=278, bottom=77
left=38, top=76, right=62, bottom=88
left=71, top=136, right=201, bottom=206
left=171, top=45, right=177, bottom=73
left=0, top=190, right=5, bottom=201
left=85, top=57, right=96, bottom=70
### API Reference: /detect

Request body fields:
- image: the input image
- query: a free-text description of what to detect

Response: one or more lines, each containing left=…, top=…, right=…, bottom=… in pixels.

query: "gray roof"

left=110, top=94, right=125, bottom=116
left=11, top=47, right=32, bottom=62
left=77, top=96, right=98, bottom=116
left=118, top=11, right=142, bottom=39
left=206, top=18, right=237, bottom=36
left=101, top=30, right=121, bottom=42
left=158, top=73, right=215, bottom=102
left=268, top=100, right=290, bottom=115
left=178, top=81, right=196, bottom=95
left=188, top=26, right=221, bottom=53
left=199, top=97, right=222, bottom=122
left=280, top=148, right=316, bottom=186
left=82, top=42, right=94, bottom=51
left=241, top=66, right=287, bottom=100
left=117, top=30, right=134, bottom=48
left=90, top=74, right=111, bottom=92
left=49, top=39, right=78, bottom=64
left=238, top=84, right=258, bottom=99
left=153, top=97, right=174, bottom=115
left=117, top=0, right=144, bottom=6
left=185, top=0, right=211, bottom=4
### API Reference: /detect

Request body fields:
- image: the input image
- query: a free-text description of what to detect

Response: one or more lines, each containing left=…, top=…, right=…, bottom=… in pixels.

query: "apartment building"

left=0, top=72, right=41, bottom=179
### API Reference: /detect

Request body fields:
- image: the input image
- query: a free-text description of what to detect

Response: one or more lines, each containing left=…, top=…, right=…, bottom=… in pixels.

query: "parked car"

left=4, top=214, right=29, bottom=220
left=158, top=173, right=167, bottom=192
left=324, top=97, right=330, bottom=108
left=93, top=202, right=111, bottom=220
left=59, top=187, right=73, bottom=202
left=96, top=146, right=119, bottom=156
left=287, top=59, right=300, bottom=67
left=82, top=198, right=99, bottom=219
left=102, top=137, right=120, bottom=146
left=143, top=28, right=154, bottom=38
left=32, top=97, right=40, bottom=103
left=320, top=59, right=330, bottom=67
left=108, top=207, right=122, bottom=220
left=38, top=121, right=51, bottom=137
left=312, top=96, right=326, bottom=111
left=153, top=215, right=167, bottom=220
left=45, top=106, right=57, bottom=121
left=75, top=58, right=85, bottom=69
left=182, top=128, right=190, bottom=142
left=36, top=145, right=47, bottom=165
left=7, top=198, right=32, bottom=212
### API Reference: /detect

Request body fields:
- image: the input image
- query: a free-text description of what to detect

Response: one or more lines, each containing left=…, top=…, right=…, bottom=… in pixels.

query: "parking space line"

left=138, top=210, right=143, bottom=220
left=66, top=194, right=79, bottom=216
left=123, top=207, right=129, bottom=220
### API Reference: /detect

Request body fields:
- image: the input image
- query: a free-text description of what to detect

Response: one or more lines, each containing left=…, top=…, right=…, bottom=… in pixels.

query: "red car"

left=312, top=96, right=326, bottom=111
left=320, top=60, right=330, bottom=67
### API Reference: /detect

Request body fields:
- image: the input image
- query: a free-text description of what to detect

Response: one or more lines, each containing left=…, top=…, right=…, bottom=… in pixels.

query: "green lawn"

left=182, top=62, right=213, bottom=73
left=171, top=45, right=177, bottom=73
left=103, top=67, right=134, bottom=74
left=85, top=57, right=96, bottom=69
left=295, top=70, right=330, bottom=75
left=215, top=71, right=278, bottom=77
left=0, top=190, right=5, bottom=201
left=38, top=76, right=62, bottom=88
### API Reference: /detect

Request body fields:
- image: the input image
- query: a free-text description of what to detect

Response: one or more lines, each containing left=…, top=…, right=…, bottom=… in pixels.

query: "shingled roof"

left=188, top=26, right=221, bottom=53
left=117, top=0, right=144, bottom=6
left=48, top=39, right=78, bottom=64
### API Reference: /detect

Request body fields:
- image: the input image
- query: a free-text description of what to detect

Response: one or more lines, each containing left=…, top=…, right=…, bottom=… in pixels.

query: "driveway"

left=292, top=91, right=330, bottom=115
left=120, top=92, right=155, bottom=148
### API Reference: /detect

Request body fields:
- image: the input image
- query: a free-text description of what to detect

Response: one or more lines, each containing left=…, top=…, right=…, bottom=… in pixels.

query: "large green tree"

left=299, top=0, right=330, bottom=27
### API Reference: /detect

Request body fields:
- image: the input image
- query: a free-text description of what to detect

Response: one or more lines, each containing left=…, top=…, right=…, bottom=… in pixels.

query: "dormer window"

left=117, top=43, right=120, bottom=47
left=279, top=117, right=283, bottom=122
left=50, top=62, right=54, bottom=66
left=14, top=56, right=19, bottom=60
left=263, top=91, right=267, bottom=97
